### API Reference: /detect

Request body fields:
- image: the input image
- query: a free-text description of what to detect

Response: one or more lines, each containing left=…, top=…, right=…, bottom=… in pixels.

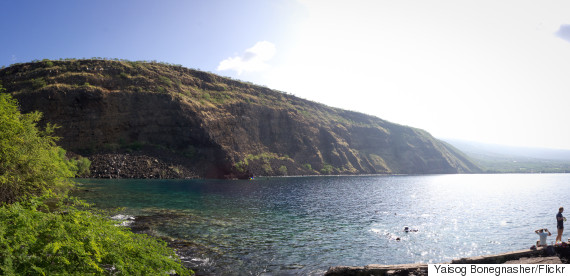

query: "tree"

left=0, top=85, right=192, bottom=275
left=0, top=194, right=190, bottom=275
left=0, top=88, right=76, bottom=204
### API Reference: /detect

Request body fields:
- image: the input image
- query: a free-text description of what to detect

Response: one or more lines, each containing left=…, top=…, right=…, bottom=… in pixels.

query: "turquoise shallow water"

left=74, top=174, right=570, bottom=275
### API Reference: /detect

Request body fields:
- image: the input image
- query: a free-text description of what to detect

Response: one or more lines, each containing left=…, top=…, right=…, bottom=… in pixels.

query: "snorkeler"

left=403, top=226, right=418, bottom=232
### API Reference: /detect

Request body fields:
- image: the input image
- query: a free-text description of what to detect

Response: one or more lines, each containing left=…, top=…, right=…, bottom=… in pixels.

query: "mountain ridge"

left=443, top=138, right=570, bottom=173
left=0, top=59, right=482, bottom=178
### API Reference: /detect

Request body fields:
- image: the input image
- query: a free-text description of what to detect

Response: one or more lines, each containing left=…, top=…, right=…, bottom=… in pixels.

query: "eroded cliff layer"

left=0, top=59, right=481, bottom=178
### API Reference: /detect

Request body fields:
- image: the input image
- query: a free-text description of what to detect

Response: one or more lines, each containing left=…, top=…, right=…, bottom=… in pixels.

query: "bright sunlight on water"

left=74, top=174, right=570, bottom=275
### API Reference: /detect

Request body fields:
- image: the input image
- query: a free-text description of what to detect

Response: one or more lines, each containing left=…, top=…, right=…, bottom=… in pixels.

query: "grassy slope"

left=0, top=59, right=481, bottom=176
left=1, top=58, right=405, bottom=128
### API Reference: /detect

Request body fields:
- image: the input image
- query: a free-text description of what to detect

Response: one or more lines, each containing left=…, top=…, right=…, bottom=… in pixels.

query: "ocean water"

left=74, top=174, right=570, bottom=275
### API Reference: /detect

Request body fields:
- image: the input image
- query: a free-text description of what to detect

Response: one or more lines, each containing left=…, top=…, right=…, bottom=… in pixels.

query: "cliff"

left=0, top=59, right=481, bottom=178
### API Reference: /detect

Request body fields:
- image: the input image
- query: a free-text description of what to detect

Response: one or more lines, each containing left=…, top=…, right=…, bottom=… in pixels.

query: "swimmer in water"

left=403, top=226, right=418, bottom=232
left=387, top=233, right=401, bottom=241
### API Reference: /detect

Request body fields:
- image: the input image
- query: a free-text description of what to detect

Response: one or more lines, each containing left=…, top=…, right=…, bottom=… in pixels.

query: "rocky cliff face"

left=0, top=59, right=481, bottom=178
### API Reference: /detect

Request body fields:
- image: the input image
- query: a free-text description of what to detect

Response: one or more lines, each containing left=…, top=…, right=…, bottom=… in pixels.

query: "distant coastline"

left=443, top=139, right=570, bottom=173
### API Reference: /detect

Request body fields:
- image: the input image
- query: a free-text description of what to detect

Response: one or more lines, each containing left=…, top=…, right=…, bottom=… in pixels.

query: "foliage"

left=158, top=75, right=172, bottom=87
left=29, top=77, right=47, bottom=89
left=119, top=72, right=129, bottom=79
left=262, top=162, right=273, bottom=174
left=0, top=91, right=75, bottom=204
left=41, top=59, right=54, bottom=67
left=0, top=84, right=192, bottom=275
left=73, top=156, right=91, bottom=177
left=320, top=163, right=334, bottom=175
left=156, top=86, right=166, bottom=93
left=127, top=141, right=143, bottom=151
left=234, top=152, right=293, bottom=174
left=118, top=139, right=144, bottom=152
left=0, top=194, right=191, bottom=276
left=234, top=159, right=248, bottom=173
left=278, top=165, right=287, bottom=175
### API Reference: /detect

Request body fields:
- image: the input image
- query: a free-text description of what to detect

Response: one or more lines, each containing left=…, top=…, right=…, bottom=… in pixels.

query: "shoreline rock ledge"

left=325, top=247, right=568, bottom=276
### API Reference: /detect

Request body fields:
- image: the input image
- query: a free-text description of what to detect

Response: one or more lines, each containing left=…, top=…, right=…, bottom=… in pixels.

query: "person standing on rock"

left=556, top=207, right=565, bottom=244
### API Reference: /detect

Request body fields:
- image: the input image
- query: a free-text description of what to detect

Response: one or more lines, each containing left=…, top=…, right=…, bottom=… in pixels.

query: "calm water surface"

left=74, top=174, right=570, bottom=275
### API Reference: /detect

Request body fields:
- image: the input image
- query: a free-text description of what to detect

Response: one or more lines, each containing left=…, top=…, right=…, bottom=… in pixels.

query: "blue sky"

left=2, top=0, right=570, bottom=149
left=0, top=0, right=303, bottom=69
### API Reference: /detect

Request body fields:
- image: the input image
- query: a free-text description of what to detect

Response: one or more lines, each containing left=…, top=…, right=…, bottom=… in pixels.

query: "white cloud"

left=556, top=24, right=570, bottom=43
left=217, top=41, right=276, bottom=75
left=261, top=0, right=570, bottom=149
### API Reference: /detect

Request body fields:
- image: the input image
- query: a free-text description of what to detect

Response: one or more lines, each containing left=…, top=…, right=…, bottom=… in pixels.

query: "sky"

left=2, top=0, right=570, bottom=149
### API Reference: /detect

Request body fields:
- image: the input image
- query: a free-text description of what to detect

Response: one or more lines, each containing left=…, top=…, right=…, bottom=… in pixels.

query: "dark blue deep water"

left=74, top=174, right=570, bottom=275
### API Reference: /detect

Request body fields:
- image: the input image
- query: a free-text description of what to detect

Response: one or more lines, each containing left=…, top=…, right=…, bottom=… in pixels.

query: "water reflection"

left=75, top=174, right=570, bottom=274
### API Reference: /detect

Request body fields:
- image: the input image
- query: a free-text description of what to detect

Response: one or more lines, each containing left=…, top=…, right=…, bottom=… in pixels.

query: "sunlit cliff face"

left=0, top=60, right=481, bottom=178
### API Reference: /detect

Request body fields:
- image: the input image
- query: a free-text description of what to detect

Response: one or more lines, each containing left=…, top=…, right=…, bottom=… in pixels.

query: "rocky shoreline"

left=325, top=245, right=570, bottom=276
left=88, top=153, right=198, bottom=179
left=76, top=143, right=205, bottom=179
left=125, top=211, right=216, bottom=275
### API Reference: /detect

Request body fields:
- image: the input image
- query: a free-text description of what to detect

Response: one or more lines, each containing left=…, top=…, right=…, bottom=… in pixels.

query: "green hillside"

left=0, top=59, right=481, bottom=178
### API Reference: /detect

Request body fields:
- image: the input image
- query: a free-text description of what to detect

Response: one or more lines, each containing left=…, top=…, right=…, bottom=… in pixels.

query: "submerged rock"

left=127, top=210, right=221, bottom=275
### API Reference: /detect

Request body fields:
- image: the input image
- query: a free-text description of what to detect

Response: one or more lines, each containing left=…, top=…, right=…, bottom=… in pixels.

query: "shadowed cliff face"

left=12, top=87, right=232, bottom=178
left=0, top=59, right=481, bottom=178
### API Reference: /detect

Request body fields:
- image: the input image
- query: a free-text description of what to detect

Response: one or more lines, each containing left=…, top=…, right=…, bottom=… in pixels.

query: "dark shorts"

left=558, top=225, right=564, bottom=230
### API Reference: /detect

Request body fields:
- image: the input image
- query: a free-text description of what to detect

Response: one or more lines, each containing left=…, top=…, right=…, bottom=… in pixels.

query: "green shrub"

left=103, top=143, right=121, bottom=152
left=320, top=163, right=334, bottom=175
left=42, top=60, right=54, bottom=67
left=158, top=76, right=172, bottom=87
left=0, top=84, right=192, bottom=275
left=128, top=141, right=143, bottom=151
left=202, top=92, right=212, bottom=102
left=262, top=162, right=272, bottom=174
left=174, top=78, right=182, bottom=88
left=0, top=194, right=191, bottom=275
left=156, top=86, right=166, bottom=93
left=234, top=159, right=249, bottom=173
left=74, top=156, right=91, bottom=177
left=278, top=165, right=288, bottom=175
left=0, top=92, right=75, bottom=204
left=29, top=77, right=47, bottom=89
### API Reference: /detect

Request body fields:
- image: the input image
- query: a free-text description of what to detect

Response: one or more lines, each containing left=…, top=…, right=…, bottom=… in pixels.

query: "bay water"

left=74, top=174, right=570, bottom=275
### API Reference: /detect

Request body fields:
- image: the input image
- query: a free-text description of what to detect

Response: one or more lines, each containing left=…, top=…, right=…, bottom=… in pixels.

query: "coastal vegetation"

left=0, top=85, right=191, bottom=275
left=0, top=91, right=74, bottom=204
